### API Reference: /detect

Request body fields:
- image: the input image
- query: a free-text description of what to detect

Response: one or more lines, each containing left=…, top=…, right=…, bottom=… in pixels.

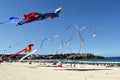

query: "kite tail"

left=19, top=49, right=37, bottom=62
left=2, top=49, right=24, bottom=61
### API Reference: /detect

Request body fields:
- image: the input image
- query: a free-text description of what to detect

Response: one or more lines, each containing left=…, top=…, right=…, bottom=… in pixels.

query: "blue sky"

left=0, top=0, right=120, bottom=57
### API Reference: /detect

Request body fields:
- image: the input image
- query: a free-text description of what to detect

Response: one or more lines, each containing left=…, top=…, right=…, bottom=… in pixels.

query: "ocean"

left=59, top=57, right=120, bottom=63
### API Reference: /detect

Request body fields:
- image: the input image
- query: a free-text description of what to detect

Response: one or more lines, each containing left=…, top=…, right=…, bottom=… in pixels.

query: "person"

left=73, top=63, right=76, bottom=67
left=29, top=61, right=32, bottom=64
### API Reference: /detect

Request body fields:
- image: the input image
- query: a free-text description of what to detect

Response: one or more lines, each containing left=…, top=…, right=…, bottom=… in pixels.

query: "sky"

left=0, top=0, right=120, bottom=57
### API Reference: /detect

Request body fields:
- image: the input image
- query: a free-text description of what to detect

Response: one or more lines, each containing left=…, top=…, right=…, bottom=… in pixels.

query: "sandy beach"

left=0, top=62, right=120, bottom=80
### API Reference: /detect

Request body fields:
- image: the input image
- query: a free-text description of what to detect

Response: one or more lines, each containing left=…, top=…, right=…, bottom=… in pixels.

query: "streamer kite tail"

left=19, top=49, right=37, bottom=62
left=0, top=17, right=19, bottom=24
left=1, top=44, right=34, bottom=61
left=66, top=30, right=80, bottom=44
left=78, top=31, right=84, bottom=53
left=61, top=38, right=72, bottom=53
left=50, top=35, right=59, bottom=41
left=1, top=49, right=25, bottom=61
left=40, top=34, right=59, bottom=48
left=56, top=31, right=79, bottom=54
left=0, top=21, right=9, bottom=24
left=56, top=38, right=65, bottom=54
left=55, top=25, right=85, bottom=54
left=40, top=38, right=48, bottom=48
left=91, top=25, right=97, bottom=38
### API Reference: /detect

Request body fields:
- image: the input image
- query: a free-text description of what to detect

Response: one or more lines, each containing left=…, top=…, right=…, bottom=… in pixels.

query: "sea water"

left=59, top=57, right=120, bottom=63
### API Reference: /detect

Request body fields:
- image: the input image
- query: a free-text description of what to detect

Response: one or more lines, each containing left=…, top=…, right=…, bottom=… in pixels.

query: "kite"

left=56, top=38, right=72, bottom=54
left=16, top=7, right=62, bottom=26
left=50, top=35, right=59, bottom=41
left=0, top=17, right=19, bottom=24
left=56, top=30, right=83, bottom=53
left=55, top=25, right=85, bottom=54
left=0, top=44, right=34, bottom=61
left=39, top=25, right=85, bottom=54
left=19, top=49, right=37, bottom=62
left=40, top=24, right=82, bottom=48
left=63, top=24, right=97, bottom=53
left=23, top=44, right=34, bottom=53
left=40, top=25, right=84, bottom=49
left=40, top=34, right=59, bottom=48
left=78, top=30, right=84, bottom=52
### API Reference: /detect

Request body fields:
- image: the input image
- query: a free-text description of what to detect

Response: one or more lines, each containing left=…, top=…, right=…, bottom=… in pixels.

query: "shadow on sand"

left=54, top=68, right=112, bottom=71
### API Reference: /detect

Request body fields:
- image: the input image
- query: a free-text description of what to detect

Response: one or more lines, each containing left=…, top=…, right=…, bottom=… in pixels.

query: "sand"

left=0, top=62, right=120, bottom=80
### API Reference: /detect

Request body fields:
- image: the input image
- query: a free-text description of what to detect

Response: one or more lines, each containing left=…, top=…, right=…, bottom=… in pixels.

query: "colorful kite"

left=0, top=44, right=34, bottom=61
left=23, top=44, right=34, bottom=53
left=16, top=7, right=62, bottom=26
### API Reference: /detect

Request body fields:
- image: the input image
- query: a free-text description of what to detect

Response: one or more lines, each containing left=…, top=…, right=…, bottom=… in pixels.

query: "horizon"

left=0, top=52, right=120, bottom=57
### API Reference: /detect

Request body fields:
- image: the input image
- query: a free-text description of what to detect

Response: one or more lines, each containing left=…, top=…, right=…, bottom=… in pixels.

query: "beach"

left=0, top=62, right=120, bottom=80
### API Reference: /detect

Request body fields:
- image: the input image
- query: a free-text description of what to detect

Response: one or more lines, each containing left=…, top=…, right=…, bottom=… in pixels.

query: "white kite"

left=19, top=49, right=37, bottom=62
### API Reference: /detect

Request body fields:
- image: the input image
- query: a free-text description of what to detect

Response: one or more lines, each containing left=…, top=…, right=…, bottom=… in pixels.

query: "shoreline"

left=2, top=59, right=120, bottom=67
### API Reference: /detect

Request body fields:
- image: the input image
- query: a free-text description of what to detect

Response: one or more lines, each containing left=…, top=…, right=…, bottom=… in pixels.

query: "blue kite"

left=17, top=7, right=62, bottom=26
